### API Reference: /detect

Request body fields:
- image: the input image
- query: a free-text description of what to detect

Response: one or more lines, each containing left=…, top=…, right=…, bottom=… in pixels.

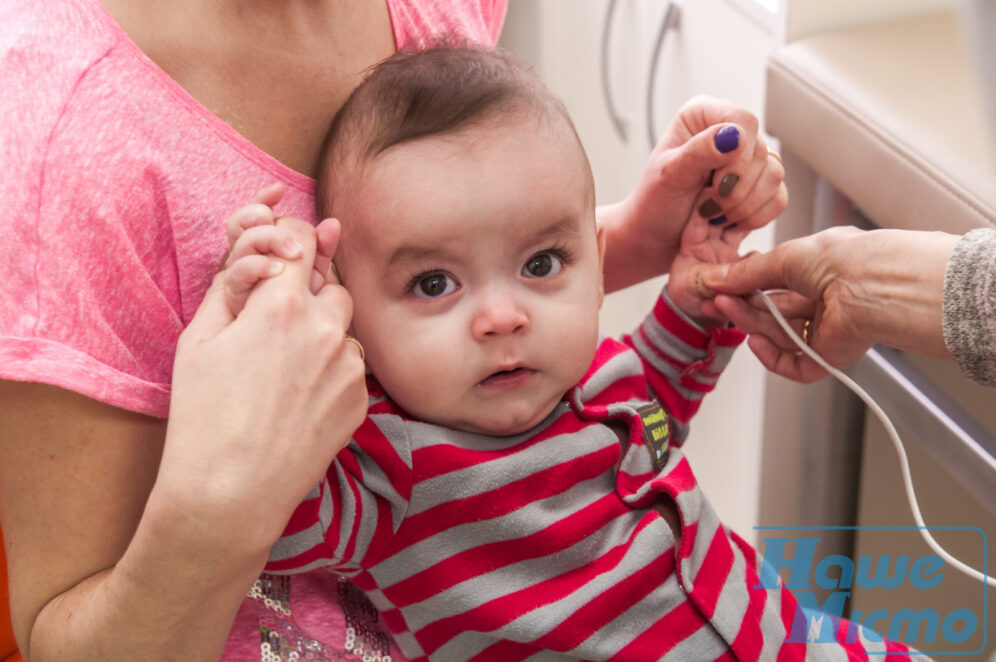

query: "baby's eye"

left=413, top=273, right=457, bottom=299
left=522, top=252, right=563, bottom=278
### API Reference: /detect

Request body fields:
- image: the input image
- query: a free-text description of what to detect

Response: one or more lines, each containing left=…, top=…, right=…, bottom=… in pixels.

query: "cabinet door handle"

left=647, top=1, right=683, bottom=150
left=600, top=0, right=629, bottom=143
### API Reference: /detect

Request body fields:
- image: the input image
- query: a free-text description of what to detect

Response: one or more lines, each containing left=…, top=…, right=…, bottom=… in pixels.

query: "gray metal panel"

left=846, top=346, right=996, bottom=515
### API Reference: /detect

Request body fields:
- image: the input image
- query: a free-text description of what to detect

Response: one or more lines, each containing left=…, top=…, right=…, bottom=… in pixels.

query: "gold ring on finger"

left=344, top=335, right=365, bottom=361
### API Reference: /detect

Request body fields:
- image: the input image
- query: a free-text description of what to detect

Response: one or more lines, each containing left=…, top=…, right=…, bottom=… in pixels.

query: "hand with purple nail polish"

left=596, top=96, right=787, bottom=294
left=714, top=125, right=740, bottom=153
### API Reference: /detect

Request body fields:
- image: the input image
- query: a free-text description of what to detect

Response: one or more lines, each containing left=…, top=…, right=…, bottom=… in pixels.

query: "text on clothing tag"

left=636, top=401, right=670, bottom=471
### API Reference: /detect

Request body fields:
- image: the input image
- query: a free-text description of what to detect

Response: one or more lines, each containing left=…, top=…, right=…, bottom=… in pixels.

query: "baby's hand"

left=665, top=212, right=745, bottom=325
left=222, top=184, right=301, bottom=315
left=222, top=183, right=340, bottom=314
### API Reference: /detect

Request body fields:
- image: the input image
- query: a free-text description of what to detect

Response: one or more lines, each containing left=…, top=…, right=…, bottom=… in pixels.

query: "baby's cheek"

left=562, top=316, right=600, bottom=378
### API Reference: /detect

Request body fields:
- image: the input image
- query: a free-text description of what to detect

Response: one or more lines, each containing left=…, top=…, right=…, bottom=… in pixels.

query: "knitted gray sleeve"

left=942, top=228, right=996, bottom=387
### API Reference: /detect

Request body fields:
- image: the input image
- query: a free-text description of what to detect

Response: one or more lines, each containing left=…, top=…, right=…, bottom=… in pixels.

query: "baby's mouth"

left=478, top=366, right=536, bottom=388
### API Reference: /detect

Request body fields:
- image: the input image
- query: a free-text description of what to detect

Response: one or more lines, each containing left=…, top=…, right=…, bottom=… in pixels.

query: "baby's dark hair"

left=315, top=41, right=589, bottom=219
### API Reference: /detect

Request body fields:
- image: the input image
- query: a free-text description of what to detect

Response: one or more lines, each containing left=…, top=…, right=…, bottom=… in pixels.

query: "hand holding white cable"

left=756, top=288, right=995, bottom=589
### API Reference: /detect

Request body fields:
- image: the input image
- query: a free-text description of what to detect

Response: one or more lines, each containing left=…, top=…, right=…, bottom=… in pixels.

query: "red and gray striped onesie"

left=265, top=291, right=920, bottom=661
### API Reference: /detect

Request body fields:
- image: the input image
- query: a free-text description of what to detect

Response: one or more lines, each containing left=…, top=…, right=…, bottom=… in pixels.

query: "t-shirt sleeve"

left=0, top=19, right=181, bottom=417
left=265, top=414, right=414, bottom=576
left=624, top=289, right=745, bottom=425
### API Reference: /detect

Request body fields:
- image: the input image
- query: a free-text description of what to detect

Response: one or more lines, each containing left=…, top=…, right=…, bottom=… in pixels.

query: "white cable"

left=755, top=289, right=995, bottom=589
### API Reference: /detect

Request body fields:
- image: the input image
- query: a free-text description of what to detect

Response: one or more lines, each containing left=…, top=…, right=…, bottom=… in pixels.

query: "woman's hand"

left=599, top=96, right=787, bottom=293
left=697, top=226, right=959, bottom=382
left=155, top=202, right=368, bottom=553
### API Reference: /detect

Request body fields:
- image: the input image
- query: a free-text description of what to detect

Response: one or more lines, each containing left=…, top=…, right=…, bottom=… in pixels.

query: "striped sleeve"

left=625, top=289, right=745, bottom=424
left=264, top=412, right=414, bottom=575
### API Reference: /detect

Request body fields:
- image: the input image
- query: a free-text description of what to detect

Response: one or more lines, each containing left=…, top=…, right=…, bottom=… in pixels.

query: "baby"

left=225, top=46, right=917, bottom=662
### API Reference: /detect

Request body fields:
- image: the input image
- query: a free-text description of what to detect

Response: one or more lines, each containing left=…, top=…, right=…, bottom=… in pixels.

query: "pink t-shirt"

left=0, top=0, right=504, bottom=659
left=0, top=0, right=504, bottom=417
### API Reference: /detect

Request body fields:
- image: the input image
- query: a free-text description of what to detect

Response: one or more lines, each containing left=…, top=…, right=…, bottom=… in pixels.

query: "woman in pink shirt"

left=0, top=0, right=785, bottom=659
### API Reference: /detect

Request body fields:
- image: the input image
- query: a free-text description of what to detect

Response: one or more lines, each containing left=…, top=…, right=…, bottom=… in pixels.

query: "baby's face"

left=335, top=116, right=603, bottom=436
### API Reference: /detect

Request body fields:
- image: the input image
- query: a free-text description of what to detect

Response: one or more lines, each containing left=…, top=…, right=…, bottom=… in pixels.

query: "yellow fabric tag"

left=636, top=401, right=670, bottom=471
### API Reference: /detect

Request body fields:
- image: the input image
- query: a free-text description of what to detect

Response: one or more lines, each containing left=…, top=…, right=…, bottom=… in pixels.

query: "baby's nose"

left=471, top=291, right=529, bottom=339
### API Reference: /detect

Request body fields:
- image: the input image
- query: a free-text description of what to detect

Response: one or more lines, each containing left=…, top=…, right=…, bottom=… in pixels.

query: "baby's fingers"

left=252, top=182, right=286, bottom=207
left=224, top=183, right=286, bottom=247
left=225, top=180, right=287, bottom=248
left=225, top=255, right=284, bottom=315
left=227, top=225, right=304, bottom=266
left=225, top=203, right=278, bottom=252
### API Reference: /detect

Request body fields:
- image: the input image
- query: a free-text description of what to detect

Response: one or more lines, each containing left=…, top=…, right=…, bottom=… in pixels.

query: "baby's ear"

left=595, top=218, right=607, bottom=306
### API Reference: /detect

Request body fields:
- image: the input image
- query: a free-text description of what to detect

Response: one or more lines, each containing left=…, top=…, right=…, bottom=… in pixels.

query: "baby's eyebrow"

left=528, top=216, right=583, bottom=244
left=385, top=216, right=583, bottom=270
left=387, top=244, right=458, bottom=269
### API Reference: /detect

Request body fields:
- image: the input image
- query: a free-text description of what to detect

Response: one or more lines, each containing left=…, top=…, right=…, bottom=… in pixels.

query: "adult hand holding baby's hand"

left=222, top=183, right=342, bottom=313
left=696, top=226, right=958, bottom=383
left=157, top=189, right=368, bottom=557
left=599, top=96, right=787, bottom=292
left=696, top=229, right=864, bottom=382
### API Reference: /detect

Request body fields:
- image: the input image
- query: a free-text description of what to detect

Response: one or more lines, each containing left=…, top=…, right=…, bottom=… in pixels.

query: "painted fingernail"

left=708, top=214, right=728, bottom=226
left=714, top=125, right=740, bottom=153
left=698, top=198, right=723, bottom=218
left=718, top=173, right=739, bottom=197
